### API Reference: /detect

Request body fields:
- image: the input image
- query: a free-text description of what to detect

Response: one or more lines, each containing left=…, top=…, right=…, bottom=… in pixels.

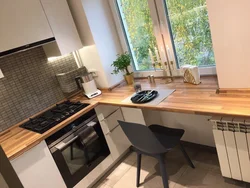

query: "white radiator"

left=211, top=117, right=250, bottom=182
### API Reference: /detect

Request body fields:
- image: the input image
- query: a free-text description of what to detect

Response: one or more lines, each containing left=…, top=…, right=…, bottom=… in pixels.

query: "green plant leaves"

left=111, top=52, right=132, bottom=75
left=119, top=0, right=215, bottom=69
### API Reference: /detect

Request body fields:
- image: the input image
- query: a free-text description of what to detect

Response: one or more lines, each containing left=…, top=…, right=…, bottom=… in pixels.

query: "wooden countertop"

left=1, top=76, right=250, bottom=160
left=72, top=76, right=250, bottom=117
left=0, top=103, right=98, bottom=160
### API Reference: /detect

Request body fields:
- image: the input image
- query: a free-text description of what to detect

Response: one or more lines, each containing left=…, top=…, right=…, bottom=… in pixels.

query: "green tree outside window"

left=119, top=0, right=215, bottom=70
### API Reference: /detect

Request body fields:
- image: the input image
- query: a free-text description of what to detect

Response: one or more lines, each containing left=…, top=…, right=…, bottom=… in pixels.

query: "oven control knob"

left=72, top=124, right=77, bottom=130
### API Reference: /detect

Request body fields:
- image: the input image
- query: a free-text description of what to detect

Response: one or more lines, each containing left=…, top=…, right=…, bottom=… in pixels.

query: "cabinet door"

left=105, top=125, right=131, bottom=161
left=41, top=0, right=83, bottom=55
left=11, top=141, right=66, bottom=188
left=100, top=108, right=124, bottom=135
left=0, top=173, right=9, bottom=188
left=0, top=0, right=53, bottom=52
left=95, top=105, right=120, bottom=121
left=121, top=107, right=146, bottom=125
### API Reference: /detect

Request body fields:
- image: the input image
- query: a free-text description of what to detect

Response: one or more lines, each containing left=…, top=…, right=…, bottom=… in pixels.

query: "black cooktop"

left=20, top=101, right=89, bottom=134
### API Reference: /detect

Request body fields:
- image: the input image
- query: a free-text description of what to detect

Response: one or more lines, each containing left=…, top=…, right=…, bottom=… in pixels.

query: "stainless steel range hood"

left=0, top=37, right=55, bottom=58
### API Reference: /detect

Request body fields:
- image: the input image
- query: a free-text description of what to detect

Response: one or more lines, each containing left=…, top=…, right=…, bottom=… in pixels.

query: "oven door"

left=50, top=119, right=110, bottom=188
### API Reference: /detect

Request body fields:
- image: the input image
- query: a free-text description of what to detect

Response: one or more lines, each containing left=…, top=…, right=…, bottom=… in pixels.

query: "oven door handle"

left=53, top=120, right=98, bottom=151
left=55, top=135, right=79, bottom=151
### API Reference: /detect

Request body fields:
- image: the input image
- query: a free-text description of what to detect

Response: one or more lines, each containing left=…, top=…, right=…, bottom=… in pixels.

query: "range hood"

left=0, top=37, right=55, bottom=58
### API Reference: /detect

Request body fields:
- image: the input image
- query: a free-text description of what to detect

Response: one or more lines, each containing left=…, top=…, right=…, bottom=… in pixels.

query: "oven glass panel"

left=59, top=122, right=110, bottom=178
left=61, top=136, right=102, bottom=175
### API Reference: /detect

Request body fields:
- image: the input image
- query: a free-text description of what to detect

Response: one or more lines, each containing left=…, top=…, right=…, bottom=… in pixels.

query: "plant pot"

left=124, top=73, right=134, bottom=85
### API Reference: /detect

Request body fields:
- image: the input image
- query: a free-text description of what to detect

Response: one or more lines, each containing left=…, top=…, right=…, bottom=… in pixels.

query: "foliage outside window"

left=166, top=0, right=215, bottom=67
left=118, top=0, right=215, bottom=71
left=118, top=0, right=157, bottom=71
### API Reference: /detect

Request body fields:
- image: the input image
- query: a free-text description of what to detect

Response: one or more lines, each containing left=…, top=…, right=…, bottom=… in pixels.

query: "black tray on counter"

left=131, top=90, right=158, bottom=104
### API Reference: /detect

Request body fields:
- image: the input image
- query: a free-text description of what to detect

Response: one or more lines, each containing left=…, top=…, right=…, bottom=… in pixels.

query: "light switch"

left=0, top=69, right=4, bottom=78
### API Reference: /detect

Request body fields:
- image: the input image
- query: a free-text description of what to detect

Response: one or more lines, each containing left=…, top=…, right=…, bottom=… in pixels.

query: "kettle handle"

left=75, top=77, right=83, bottom=90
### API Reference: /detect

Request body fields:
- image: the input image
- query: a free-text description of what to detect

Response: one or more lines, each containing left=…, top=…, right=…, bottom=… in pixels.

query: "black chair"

left=118, top=121, right=195, bottom=188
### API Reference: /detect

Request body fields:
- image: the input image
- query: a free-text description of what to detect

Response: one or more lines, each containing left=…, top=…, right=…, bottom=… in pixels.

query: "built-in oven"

left=45, top=109, right=110, bottom=188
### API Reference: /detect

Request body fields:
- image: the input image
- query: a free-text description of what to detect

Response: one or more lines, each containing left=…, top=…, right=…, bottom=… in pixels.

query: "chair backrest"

left=118, top=120, right=167, bottom=154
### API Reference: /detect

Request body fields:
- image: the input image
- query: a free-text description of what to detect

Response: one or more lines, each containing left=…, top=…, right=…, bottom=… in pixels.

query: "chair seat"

left=148, top=124, right=184, bottom=150
left=118, top=120, right=195, bottom=188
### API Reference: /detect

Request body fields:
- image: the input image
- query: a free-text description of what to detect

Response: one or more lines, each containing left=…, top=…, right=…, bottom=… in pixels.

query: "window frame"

left=108, top=0, right=217, bottom=76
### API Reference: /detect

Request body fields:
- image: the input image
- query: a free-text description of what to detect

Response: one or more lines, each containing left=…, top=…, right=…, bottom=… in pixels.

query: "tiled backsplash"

left=0, top=47, right=78, bottom=131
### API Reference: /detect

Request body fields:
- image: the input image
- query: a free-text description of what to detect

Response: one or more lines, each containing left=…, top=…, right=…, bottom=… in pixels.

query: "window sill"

left=133, top=66, right=217, bottom=78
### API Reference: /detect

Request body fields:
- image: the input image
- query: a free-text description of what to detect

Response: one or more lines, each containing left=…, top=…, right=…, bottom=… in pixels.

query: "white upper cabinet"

left=0, top=0, right=82, bottom=57
left=67, top=0, right=95, bottom=46
left=0, top=0, right=54, bottom=52
left=41, top=0, right=83, bottom=56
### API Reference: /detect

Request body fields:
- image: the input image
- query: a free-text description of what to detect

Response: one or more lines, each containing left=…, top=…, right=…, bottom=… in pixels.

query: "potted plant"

left=111, top=52, right=134, bottom=85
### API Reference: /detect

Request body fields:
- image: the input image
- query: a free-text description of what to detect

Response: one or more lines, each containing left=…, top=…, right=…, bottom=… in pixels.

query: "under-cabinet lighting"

left=0, top=68, right=4, bottom=79
left=47, top=53, right=71, bottom=62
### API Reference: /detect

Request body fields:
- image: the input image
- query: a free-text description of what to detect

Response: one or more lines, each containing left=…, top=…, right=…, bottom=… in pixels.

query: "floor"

left=94, top=144, right=249, bottom=188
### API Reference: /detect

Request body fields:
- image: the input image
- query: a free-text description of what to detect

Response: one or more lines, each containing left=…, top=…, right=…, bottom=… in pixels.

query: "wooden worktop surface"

left=73, top=76, right=250, bottom=117
left=1, top=76, right=250, bottom=160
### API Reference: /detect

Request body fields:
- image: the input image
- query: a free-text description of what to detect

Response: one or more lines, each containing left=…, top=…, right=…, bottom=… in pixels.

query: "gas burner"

left=20, top=101, right=89, bottom=134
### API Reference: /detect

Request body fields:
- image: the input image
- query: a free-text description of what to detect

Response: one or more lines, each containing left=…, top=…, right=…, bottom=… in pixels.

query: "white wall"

left=207, top=0, right=250, bottom=88
left=78, top=45, right=109, bottom=88
left=160, top=112, right=215, bottom=147
left=67, top=0, right=94, bottom=46
left=81, top=0, right=124, bottom=87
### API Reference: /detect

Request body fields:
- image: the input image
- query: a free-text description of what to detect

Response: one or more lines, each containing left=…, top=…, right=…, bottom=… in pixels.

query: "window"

left=165, top=0, right=215, bottom=67
left=116, top=0, right=158, bottom=71
left=115, top=0, right=215, bottom=72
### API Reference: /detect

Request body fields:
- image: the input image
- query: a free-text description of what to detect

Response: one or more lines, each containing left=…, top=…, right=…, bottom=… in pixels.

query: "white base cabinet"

left=105, top=125, right=130, bottom=161
left=11, top=141, right=66, bottom=188
left=0, top=174, right=9, bottom=188
left=121, top=107, right=146, bottom=125
left=95, top=105, right=131, bottom=161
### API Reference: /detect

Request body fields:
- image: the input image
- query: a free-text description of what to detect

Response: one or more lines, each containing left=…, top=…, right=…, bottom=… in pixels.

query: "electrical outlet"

left=0, top=69, right=4, bottom=79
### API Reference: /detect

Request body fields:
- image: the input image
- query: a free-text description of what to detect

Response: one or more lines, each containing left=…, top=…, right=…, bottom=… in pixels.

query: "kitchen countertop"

left=72, top=76, right=250, bottom=117
left=1, top=76, right=250, bottom=160
left=0, top=103, right=98, bottom=160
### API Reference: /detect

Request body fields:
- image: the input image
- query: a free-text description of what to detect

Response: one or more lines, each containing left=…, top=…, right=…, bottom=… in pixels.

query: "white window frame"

left=108, top=0, right=217, bottom=76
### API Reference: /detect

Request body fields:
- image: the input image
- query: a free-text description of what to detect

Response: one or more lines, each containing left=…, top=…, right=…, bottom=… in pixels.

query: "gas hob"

left=20, top=101, right=89, bottom=134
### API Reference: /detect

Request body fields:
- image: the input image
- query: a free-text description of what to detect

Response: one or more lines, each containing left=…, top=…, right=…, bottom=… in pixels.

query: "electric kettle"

left=75, top=73, right=101, bottom=98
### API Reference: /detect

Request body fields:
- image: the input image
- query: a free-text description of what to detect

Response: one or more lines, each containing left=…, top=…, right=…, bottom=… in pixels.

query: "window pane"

left=165, top=0, right=215, bottom=67
left=117, top=0, right=159, bottom=71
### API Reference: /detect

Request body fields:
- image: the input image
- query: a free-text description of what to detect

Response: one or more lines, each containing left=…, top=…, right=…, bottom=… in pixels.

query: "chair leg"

left=158, top=154, right=169, bottom=188
left=136, top=153, right=142, bottom=187
left=179, top=143, right=195, bottom=169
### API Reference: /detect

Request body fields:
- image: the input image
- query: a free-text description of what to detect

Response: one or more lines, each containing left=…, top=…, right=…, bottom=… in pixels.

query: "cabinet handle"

left=104, top=108, right=120, bottom=119
left=105, top=124, right=120, bottom=135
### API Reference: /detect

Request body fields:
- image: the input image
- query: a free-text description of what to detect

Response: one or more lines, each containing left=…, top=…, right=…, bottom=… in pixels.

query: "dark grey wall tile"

left=0, top=47, right=78, bottom=131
